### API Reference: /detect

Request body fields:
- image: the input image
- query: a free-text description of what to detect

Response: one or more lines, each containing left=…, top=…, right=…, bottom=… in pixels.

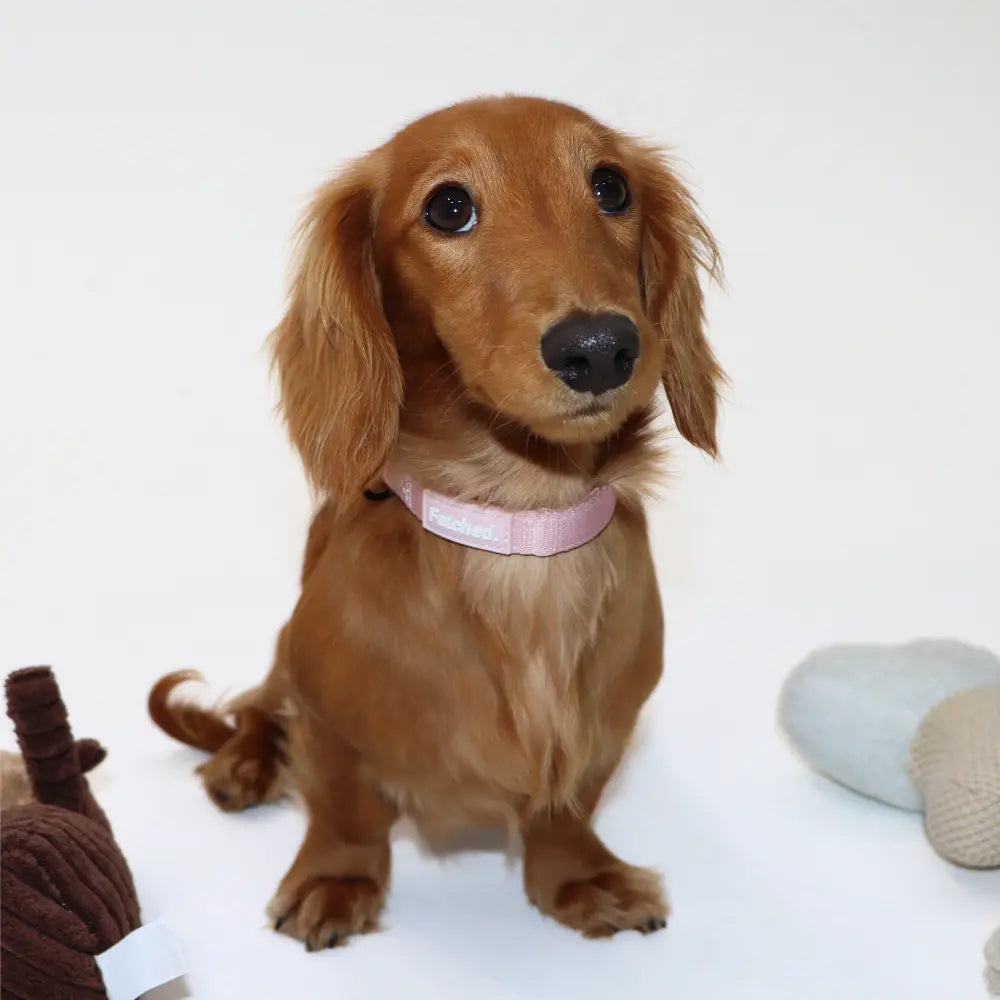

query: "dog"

left=149, top=94, right=722, bottom=949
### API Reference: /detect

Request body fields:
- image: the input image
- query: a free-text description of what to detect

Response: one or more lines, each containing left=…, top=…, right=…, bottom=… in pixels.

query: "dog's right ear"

left=270, top=156, right=402, bottom=511
left=631, top=143, right=724, bottom=458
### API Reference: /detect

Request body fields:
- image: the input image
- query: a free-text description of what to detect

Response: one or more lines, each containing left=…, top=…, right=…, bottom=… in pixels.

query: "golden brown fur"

left=149, top=95, right=722, bottom=948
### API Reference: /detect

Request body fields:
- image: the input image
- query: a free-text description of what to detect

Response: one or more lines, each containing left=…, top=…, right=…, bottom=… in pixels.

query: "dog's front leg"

left=267, top=715, right=397, bottom=951
left=522, top=575, right=668, bottom=939
left=522, top=794, right=668, bottom=939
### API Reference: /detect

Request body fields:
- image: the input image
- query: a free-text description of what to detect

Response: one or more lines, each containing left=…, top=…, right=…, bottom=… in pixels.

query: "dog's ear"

left=633, top=146, right=724, bottom=457
left=270, top=157, right=402, bottom=509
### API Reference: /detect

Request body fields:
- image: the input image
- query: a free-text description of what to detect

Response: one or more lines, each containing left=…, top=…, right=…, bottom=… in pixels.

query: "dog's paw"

left=541, top=863, right=669, bottom=939
left=267, top=876, right=385, bottom=951
left=197, top=746, right=283, bottom=812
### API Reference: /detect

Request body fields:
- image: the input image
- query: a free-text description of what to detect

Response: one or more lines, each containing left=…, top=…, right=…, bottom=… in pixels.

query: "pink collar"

left=381, top=469, right=616, bottom=557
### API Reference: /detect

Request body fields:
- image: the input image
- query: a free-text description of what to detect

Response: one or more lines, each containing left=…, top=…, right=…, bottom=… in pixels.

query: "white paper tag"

left=95, top=918, right=188, bottom=1000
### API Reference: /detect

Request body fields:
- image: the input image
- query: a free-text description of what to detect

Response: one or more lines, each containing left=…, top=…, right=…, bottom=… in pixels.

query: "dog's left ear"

left=269, top=155, right=403, bottom=510
left=633, top=146, right=724, bottom=457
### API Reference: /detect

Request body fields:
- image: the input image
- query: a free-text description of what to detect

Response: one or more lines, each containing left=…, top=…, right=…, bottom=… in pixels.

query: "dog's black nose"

left=541, top=313, right=640, bottom=395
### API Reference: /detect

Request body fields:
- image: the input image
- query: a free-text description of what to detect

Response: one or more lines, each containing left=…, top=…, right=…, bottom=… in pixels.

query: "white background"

left=2, top=2, right=998, bottom=998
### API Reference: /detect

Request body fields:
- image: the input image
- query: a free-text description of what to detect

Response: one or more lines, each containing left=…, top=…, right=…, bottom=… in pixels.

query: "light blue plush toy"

left=779, top=638, right=1000, bottom=813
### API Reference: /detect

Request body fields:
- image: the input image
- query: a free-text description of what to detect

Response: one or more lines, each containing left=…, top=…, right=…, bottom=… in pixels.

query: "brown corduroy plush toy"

left=0, top=666, right=142, bottom=1000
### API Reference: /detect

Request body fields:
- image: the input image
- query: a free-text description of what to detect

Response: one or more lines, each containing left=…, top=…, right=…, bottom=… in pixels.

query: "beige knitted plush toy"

left=908, top=686, right=1000, bottom=871
left=986, top=928, right=1000, bottom=995
left=909, top=687, right=1000, bottom=995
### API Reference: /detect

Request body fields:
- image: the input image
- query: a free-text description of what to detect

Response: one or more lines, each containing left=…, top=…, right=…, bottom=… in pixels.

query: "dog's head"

left=271, top=96, right=722, bottom=507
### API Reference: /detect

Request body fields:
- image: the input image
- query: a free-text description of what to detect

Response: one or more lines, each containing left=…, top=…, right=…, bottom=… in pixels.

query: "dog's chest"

left=450, top=537, right=620, bottom=808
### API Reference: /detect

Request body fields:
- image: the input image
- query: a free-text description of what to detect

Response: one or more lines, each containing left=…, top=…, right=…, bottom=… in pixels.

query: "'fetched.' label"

left=421, top=491, right=513, bottom=554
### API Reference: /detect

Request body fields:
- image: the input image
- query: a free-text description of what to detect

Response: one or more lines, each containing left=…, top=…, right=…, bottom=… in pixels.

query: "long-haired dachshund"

left=149, top=95, right=722, bottom=949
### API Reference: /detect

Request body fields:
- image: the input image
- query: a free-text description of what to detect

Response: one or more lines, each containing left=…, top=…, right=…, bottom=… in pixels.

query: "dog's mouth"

left=470, top=391, right=620, bottom=449
left=464, top=359, right=642, bottom=446
left=512, top=393, right=630, bottom=446
left=567, top=399, right=615, bottom=419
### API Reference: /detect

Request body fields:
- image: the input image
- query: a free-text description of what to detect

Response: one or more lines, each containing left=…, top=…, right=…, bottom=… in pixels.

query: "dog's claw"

left=274, top=915, right=286, bottom=932
left=327, top=932, right=340, bottom=948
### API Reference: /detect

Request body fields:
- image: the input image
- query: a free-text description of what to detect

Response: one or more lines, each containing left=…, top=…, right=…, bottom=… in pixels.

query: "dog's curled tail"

left=148, top=671, right=235, bottom=752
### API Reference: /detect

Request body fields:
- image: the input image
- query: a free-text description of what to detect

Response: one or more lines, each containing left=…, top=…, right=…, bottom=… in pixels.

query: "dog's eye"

left=591, top=167, right=630, bottom=215
left=424, top=186, right=478, bottom=234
